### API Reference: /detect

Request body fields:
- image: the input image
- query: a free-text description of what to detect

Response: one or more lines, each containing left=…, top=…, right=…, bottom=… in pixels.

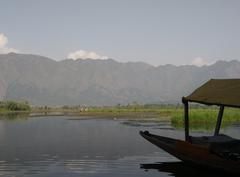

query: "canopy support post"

left=214, top=105, right=224, bottom=136
left=182, top=97, right=189, bottom=142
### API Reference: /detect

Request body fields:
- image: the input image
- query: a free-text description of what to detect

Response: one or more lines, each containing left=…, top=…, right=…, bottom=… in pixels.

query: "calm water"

left=0, top=115, right=239, bottom=177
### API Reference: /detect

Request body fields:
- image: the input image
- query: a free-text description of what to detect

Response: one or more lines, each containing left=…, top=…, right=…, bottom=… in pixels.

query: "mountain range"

left=0, top=53, right=240, bottom=106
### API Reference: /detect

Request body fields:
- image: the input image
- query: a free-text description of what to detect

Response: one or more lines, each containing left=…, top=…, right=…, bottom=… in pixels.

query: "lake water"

left=0, top=115, right=239, bottom=177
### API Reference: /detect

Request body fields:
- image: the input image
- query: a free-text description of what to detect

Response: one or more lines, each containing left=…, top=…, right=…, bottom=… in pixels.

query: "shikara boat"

left=140, top=79, right=240, bottom=174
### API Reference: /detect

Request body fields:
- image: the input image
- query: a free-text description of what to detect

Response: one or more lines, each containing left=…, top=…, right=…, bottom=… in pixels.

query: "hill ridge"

left=0, top=53, right=239, bottom=106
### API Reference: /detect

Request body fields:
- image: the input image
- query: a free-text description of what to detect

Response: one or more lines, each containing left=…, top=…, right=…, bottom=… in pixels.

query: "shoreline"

left=0, top=106, right=239, bottom=125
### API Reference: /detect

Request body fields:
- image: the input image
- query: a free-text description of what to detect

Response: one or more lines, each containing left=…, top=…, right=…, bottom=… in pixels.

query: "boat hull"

left=140, top=131, right=240, bottom=174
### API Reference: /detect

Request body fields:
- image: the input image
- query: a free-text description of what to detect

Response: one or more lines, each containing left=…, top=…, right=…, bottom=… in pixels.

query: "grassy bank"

left=1, top=102, right=240, bottom=125
left=30, top=105, right=168, bottom=118
left=86, top=105, right=240, bottom=125
left=171, top=107, right=240, bottom=126
left=30, top=104, right=240, bottom=122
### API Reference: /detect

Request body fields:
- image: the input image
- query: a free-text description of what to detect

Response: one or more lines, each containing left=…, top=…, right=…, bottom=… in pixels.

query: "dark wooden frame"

left=182, top=97, right=189, bottom=141
left=182, top=97, right=225, bottom=142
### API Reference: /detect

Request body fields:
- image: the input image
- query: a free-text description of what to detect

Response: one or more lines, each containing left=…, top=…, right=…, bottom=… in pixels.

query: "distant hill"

left=0, top=53, right=240, bottom=106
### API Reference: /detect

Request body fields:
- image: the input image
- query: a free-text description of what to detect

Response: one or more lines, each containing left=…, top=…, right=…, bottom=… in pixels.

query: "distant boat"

left=140, top=79, right=240, bottom=174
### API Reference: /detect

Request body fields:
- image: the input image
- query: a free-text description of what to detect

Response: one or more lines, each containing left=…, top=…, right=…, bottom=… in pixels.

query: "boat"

left=140, top=79, right=240, bottom=174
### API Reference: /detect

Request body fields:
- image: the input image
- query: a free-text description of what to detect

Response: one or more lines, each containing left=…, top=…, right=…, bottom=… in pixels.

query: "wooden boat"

left=140, top=79, right=240, bottom=174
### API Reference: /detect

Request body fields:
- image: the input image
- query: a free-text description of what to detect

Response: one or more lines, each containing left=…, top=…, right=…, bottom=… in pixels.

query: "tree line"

left=0, top=101, right=31, bottom=111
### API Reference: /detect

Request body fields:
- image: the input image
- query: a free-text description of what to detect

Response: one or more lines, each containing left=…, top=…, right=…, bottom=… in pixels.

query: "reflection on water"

left=122, top=120, right=174, bottom=130
left=0, top=115, right=239, bottom=176
left=141, top=162, right=239, bottom=177
left=0, top=112, right=29, bottom=121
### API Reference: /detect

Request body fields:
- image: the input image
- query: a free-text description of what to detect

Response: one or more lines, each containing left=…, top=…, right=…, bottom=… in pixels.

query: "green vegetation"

left=71, top=104, right=182, bottom=119
left=30, top=104, right=183, bottom=119
left=31, top=104, right=240, bottom=122
left=1, top=101, right=240, bottom=126
left=0, top=101, right=31, bottom=112
left=171, top=107, right=240, bottom=126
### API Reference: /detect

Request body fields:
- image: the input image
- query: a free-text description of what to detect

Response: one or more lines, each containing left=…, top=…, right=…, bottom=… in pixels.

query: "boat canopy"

left=184, top=79, right=240, bottom=108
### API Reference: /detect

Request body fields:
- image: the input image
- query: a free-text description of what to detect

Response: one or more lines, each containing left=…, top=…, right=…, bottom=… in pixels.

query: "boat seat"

left=190, top=134, right=240, bottom=161
left=210, top=140, right=240, bottom=161
left=190, top=134, right=235, bottom=145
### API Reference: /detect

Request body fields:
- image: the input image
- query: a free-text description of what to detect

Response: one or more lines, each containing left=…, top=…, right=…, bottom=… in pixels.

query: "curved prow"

left=139, top=131, right=178, bottom=154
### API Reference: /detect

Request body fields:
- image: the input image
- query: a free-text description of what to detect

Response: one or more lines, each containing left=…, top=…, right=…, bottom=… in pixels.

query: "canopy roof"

left=184, top=79, right=240, bottom=108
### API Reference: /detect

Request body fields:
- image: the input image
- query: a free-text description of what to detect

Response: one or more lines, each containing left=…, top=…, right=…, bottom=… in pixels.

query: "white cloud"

left=67, top=50, right=108, bottom=60
left=0, top=33, right=19, bottom=54
left=0, top=33, right=8, bottom=48
left=191, top=57, right=215, bottom=67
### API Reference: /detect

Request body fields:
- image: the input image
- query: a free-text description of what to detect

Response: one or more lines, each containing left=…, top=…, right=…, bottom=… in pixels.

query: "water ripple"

left=0, top=152, right=175, bottom=176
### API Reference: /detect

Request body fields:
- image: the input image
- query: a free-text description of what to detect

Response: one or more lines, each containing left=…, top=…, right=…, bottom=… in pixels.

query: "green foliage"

left=0, top=101, right=30, bottom=111
left=171, top=107, right=240, bottom=125
left=15, top=102, right=240, bottom=127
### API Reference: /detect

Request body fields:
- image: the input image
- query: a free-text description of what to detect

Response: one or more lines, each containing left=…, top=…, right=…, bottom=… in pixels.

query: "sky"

left=0, top=0, right=240, bottom=66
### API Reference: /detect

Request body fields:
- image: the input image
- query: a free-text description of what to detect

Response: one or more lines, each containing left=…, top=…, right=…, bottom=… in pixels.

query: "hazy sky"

left=1, top=0, right=240, bottom=66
